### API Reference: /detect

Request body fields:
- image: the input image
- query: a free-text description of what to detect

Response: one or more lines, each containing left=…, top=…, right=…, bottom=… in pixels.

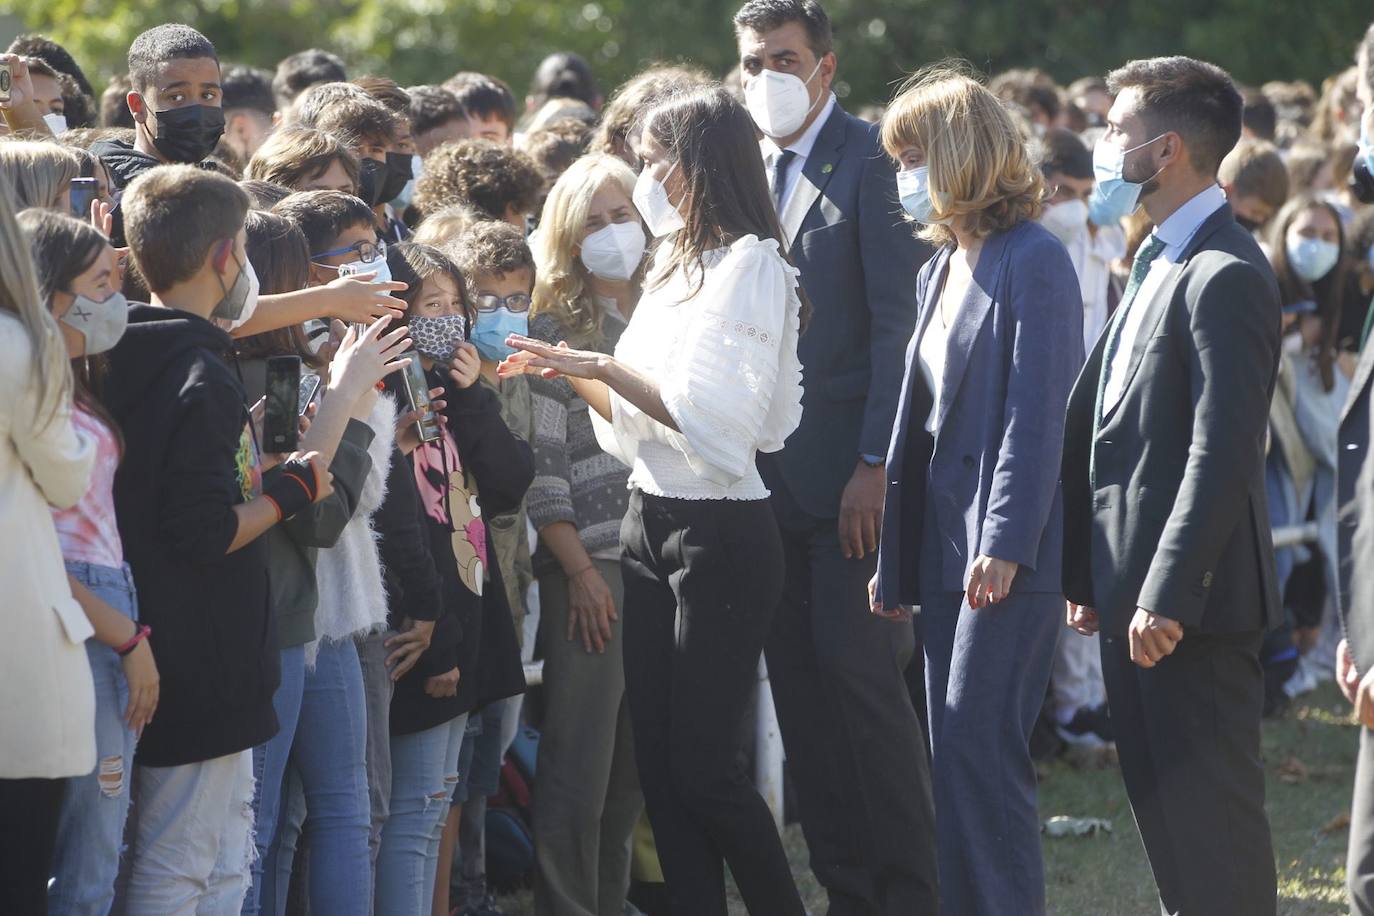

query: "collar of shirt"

left=1151, top=183, right=1227, bottom=261
left=759, top=93, right=837, bottom=167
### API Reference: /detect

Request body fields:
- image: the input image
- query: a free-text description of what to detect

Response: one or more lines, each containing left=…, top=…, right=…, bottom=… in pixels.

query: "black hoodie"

left=104, top=304, right=279, bottom=766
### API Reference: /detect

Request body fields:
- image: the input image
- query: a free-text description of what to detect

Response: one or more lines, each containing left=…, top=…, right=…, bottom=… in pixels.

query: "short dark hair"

left=1219, top=138, right=1289, bottom=211
left=1107, top=56, right=1243, bottom=178
left=522, top=117, right=593, bottom=185
left=238, top=178, right=293, bottom=209
left=450, top=221, right=535, bottom=288
left=272, top=189, right=376, bottom=254
left=123, top=165, right=249, bottom=293
left=413, top=139, right=543, bottom=222
left=273, top=48, right=347, bottom=111
left=239, top=209, right=319, bottom=365
left=407, top=85, right=467, bottom=136
left=127, top=24, right=218, bottom=95
left=99, top=75, right=135, bottom=128
left=7, top=34, right=94, bottom=98
left=1240, top=86, right=1276, bottom=141
left=443, top=72, right=517, bottom=130
left=1039, top=127, right=1093, bottom=181
left=222, top=64, right=276, bottom=116
left=528, top=52, right=600, bottom=109
left=296, top=91, right=398, bottom=150
left=354, top=76, right=411, bottom=120
left=733, top=0, right=834, bottom=59
left=245, top=125, right=361, bottom=192
left=989, top=68, right=1062, bottom=123
left=387, top=242, right=472, bottom=322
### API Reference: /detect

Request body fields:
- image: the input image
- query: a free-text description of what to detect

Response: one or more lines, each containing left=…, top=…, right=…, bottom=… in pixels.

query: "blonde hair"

left=412, top=202, right=490, bottom=248
left=530, top=153, right=639, bottom=347
left=0, top=140, right=81, bottom=211
left=880, top=64, right=1044, bottom=247
left=0, top=185, right=72, bottom=427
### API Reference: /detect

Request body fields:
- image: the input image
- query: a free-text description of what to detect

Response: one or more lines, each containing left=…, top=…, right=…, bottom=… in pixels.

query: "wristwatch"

left=860, top=454, right=886, bottom=468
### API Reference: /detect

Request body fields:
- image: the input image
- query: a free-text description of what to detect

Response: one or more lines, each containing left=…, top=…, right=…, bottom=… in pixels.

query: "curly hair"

left=411, top=139, right=543, bottom=223
left=881, top=64, right=1044, bottom=248
left=521, top=117, right=592, bottom=186
left=448, top=220, right=535, bottom=288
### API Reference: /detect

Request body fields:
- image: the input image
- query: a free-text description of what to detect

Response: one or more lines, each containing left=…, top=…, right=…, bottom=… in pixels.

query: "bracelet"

left=115, top=624, right=151, bottom=657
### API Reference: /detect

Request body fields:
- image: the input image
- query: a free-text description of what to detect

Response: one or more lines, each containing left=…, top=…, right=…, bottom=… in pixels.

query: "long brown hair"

left=641, top=84, right=809, bottom=324
left=238, top=210, right=322, bottom=367
left=1267, top=193, right=1349, bottom=391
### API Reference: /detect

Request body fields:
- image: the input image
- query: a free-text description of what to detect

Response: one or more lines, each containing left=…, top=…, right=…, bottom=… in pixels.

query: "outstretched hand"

left=500, top=335, right=606, bottom=381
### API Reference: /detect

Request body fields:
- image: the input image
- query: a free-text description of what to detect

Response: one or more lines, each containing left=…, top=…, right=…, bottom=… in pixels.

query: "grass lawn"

left=498, top=682, right=1360, bottom=915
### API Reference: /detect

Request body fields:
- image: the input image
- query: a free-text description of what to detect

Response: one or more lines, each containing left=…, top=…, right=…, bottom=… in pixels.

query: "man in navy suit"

left=732, top=2, right=937, bottom=913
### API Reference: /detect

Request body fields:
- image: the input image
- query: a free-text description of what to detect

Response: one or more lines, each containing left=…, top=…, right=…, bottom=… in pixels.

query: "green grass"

left=498, top=682, right=1360, bottom=915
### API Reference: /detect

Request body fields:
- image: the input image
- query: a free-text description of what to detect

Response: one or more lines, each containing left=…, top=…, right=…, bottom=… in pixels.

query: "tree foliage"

left=4, top=0, right=1371, bottom=109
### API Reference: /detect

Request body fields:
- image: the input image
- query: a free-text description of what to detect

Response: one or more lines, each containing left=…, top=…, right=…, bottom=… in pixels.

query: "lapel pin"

left=821, top=162, right=833, bottom=174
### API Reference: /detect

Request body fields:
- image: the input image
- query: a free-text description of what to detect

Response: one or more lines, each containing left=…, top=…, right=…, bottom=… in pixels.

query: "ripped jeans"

left=119, top=750, right=256, bottom=915
left=374, top=715, right=467, bottom=916
left=49, top=561, right=139, bottom=916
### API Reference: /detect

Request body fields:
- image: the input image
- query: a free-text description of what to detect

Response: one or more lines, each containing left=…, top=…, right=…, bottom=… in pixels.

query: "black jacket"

left=104, top=304, right=279, bottom=766
left=90, top=138, right=164, bottom=248
left=389, top=374, right=532, bottom=736
left=1062, top=205, right=1282, bottom=636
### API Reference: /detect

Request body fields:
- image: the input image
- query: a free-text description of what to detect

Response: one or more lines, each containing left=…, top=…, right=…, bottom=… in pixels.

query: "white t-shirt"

left=591, top=234, right=804, bottom=500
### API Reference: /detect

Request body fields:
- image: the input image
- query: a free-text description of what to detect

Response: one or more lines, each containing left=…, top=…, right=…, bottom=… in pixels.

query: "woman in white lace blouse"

left=502, top=84, right=806, bottom=916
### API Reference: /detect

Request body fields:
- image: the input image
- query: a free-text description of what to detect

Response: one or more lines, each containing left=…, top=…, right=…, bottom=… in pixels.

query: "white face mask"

left=226, top=258, right=261, bottom=331
left=43, top=112, right=69, bottom=135
left=338, top=255, right=393, bottom=285
left=632, top=162, right=685, bottom=238
left=1040, top=199, right=1090, bottom=246
left=60, top=289, right=129, bottom=355
left=580, top=221, right=646, bottom=281
left=744, top=60, right=824, bottom=139
left=1286, top=233, right=1341, bottom=283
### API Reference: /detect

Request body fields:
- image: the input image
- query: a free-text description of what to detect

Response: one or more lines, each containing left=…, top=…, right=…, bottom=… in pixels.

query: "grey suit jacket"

left=875, top=220, right=1083, bottom=608
left=758, top=103, right=931, bottom=519
left=1338, top=336, right=1374, bottom=670
left=1061, top=204, right=1283, bottom=636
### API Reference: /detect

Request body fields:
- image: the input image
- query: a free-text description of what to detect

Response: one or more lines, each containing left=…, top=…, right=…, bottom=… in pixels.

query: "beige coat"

left=0, top=311, right=97, bottom=779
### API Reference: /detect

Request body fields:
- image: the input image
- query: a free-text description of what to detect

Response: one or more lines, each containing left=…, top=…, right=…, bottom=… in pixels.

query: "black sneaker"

left=1056, top=704, right=1114, bottom=748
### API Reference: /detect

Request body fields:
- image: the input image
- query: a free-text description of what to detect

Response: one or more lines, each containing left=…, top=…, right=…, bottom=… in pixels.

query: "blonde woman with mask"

left=526, top=153, right=645, bottom=916
left=0, top=183, right=97, bottom=914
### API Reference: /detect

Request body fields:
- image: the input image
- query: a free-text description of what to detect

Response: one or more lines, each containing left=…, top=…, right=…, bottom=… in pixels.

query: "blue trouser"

left=243, top=645, right=305, bottom=916
left=49, top=561, right=139, bottom=916
left=920, top=501, right=1061, bottom=915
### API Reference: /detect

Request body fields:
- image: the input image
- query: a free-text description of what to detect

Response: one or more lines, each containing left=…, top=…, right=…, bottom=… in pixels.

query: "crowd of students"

left=4, top=1, right=1374, bottom=915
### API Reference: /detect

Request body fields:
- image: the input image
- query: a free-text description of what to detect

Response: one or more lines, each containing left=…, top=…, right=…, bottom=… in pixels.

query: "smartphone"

left=401, top=355, right=441, bottom=443
left=0, top=61, right=11, bottom=104
left=70, top=178, right=98, bottom=218
left=297, top=372, right=321, bottom=417
left=264, top=356, right=302, bottom=452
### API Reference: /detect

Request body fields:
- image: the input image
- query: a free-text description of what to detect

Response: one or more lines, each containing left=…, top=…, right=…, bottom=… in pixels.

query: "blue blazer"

left=875, top=220, right=1083, bottom=609
left=758, top=103, right=931, bottom=518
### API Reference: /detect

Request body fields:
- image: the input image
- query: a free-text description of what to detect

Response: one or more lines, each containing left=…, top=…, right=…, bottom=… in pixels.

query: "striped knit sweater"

left=527, top=312, right=630, bottom=573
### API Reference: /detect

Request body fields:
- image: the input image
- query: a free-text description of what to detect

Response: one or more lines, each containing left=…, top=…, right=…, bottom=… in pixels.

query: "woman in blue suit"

left=870, top=67, right=1084, bottom=915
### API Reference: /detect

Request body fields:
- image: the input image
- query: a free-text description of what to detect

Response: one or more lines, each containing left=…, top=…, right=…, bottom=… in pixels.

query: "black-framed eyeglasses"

left=473, top=292, right=532, bottom=314
left=312, top=238, right=387, bottom=266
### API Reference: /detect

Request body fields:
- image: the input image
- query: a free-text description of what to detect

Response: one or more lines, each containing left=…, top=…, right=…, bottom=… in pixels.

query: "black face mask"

left=379, top=152, right=413, bottom=205
left=358, top=157, right=387, bottom=207
left=150, top=104, right=225, bottom=164
left=1236, top=214, right=1263, bottom=234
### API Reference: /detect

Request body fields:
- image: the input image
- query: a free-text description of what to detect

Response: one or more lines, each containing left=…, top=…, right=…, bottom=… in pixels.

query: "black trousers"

left=0, top=777, right=66, bottom=916
left=762, top=479, right=938, bottom=916
left=1350, top=726, right=1374, bottom=914
left=1100, top=628, right=1277, bottom=916
left=620, top=489, right=804, bottom=916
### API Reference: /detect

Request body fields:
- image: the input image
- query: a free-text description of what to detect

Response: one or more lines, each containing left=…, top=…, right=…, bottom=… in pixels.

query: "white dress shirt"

left=1102, top=184, right=1227, bottom=411
left=591, top=235, right=805, bottom=501
left=760, top=93, right=837, bottom=214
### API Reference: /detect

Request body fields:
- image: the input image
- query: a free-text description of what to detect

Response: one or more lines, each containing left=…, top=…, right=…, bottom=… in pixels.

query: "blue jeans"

left=242, top=645, right=305, bottom=916
left=49, top=561, right=138, bottom=916
left=269, top=639, right=372, bottom=916
left=375, top=715, right=467, bottom=916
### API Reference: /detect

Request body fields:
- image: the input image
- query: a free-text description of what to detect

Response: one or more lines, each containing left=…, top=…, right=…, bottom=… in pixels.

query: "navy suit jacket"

left=759, top=103, right=931, bottom=519
left=875, top=221, right=1084, bottom=609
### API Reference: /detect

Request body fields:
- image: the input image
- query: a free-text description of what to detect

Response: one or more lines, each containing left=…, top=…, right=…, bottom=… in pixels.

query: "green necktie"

left=1090, top=233, right=1168, bottom=486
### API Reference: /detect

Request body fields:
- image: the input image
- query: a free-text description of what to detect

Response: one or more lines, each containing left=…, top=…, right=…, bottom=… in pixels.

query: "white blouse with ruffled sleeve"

left=591, top=234, right=803, bottom=501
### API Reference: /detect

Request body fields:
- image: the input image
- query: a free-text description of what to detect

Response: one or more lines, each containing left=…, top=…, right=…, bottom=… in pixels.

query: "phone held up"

left=264, top=355, right=302, bottom=453
left=401, top=356, right=442, bottom=443
left=69, top=178, right=98, bottom=218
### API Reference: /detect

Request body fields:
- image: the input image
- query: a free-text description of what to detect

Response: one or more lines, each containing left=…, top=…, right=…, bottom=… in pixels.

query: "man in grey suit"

left=1061, top=57, right=1282, bottom=916
left=730, top=2, right=937, bottom=914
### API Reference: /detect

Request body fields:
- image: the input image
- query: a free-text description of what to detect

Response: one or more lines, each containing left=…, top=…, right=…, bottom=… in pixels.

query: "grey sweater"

left=526, top=313, right=630, bottom=573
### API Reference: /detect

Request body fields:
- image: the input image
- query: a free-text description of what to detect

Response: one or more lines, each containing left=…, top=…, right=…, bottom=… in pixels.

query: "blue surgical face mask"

left=896, top=166, right=936, bottom=224
left=471, top=308, right=528, bottom=361
left=1089, top=133, right=1166, bottom=227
